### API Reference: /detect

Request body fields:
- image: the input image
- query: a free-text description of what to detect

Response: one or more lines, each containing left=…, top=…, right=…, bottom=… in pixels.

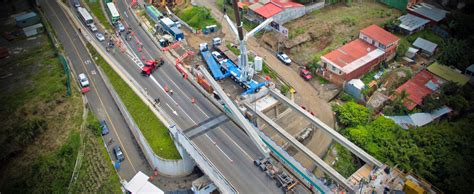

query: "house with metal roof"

left=407, top=3, right=448, bottom=24
left=345, top=79, right=366, bottom=101
left=15, top=12, right=40, bottom=28
left=22, top=23, right=44, bottom=37
left=238, top=0, right=305, bottom=24
left=386, top=106, right=452, bottom=129
left=412, top=37, right=438, bottom=56
left=320, top=25, right=399, bottom=85
left=394, top=70, right=445, bottom=110
left=397, top=14, right=430, bottom=35
left=466, top=64, right=474, bottom=85
left=427, top=62, right=470, bottom=86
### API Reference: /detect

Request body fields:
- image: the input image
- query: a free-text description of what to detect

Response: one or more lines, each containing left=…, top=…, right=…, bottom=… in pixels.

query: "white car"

left=212, top=37, right=222, bottom=46
left=95, top=32, right=105, bottom=41
left=211, top=51, right=225, bottom=63
left=117, top=21, right=125, bottom=32
left=78, top=73, right=89, bottom=88
left=89, top=23, right=97, bottom=32
left=276, top=52, right=292, bottom=65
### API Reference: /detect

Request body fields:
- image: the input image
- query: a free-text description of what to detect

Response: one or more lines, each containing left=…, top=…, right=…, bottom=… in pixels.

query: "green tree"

left=333, top=102, right=370, bottom=127
left=438, top=38, right=470, bottom=70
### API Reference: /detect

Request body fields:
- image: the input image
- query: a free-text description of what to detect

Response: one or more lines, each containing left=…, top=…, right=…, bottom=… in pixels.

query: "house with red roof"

left=394, top=70, right=445, bottom=110
left=320, top=25, right=400, bottom=85
left=238, top=0, right=306, bottom=24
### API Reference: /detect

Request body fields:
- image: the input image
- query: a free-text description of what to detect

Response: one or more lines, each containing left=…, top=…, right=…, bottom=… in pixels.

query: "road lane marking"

left=165, top=103, right=178, bottom=116
left=45, top=0, right=138, bottom=173
left=116, top=0, right=254, bottom=163
left=124, top=11, right=128, bottom=18
left=205, top=134, right=233, bottom=163
left=123, top=23, right=257, bottom=162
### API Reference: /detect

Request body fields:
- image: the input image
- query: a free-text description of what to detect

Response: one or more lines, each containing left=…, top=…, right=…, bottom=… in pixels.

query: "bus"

left=106, top=2, right=120, bottom=24
left=78, top=7, right=94, bottom=26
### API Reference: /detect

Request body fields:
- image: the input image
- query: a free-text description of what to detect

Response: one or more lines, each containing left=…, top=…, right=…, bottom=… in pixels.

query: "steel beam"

left=269, top=89, right=383, bottom=167
left=198, top=66, right=271, bottom=156
left=243, top=102, right=354, bottom=192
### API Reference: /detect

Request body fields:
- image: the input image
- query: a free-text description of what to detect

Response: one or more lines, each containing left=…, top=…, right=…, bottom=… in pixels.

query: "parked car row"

left=72, top=0, right=126, bottom=165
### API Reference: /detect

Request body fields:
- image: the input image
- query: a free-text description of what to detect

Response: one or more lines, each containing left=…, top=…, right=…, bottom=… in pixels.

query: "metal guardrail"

left=168, top=125, right=237, bottom=194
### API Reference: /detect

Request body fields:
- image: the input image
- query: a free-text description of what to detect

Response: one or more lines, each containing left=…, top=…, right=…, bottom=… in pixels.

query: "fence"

left=37, top=5, right=72, bottom=96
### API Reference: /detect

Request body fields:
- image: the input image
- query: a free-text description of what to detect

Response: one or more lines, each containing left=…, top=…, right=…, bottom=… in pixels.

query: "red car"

left=300, top=69, right=312, bottom=81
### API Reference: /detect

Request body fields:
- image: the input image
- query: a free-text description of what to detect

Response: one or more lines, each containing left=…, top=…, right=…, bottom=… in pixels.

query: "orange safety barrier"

left=170, top=41, right=181, bottom=49
left=175, top=63, right=188, bottom=79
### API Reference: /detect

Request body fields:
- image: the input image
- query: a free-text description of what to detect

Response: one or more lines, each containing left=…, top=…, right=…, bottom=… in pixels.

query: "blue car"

left=100, top=120, right=109, bottom=136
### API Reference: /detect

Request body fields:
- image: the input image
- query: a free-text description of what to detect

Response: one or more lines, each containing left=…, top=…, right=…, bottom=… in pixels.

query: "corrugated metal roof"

left=395, top=70, right=444, bottom=110
left=15, top=12, right=37, bottom=21
left=348, top=79, right=365, bottom=90
left=386, top=106, right=452, bottom=129
left=412, top=37, right=437, bottom=54
left=427, top=62, right=470, bottom=85
left=466, top=64, right=474, bottom=73
left=360, top=24, right=400, bottom=46
left=408, top=3, right=448, bottom=22
left=398, top=14, right=429, bottom=32
left=322, top=39, right=377, bottom=70
left=254, top=3, right=283, bottom=18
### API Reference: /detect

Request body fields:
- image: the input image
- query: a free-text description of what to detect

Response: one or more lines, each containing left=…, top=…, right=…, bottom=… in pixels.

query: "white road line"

left=156, top=54, right=257, bottom=162
left=124, top=11, right=128, bottom=18
left=206, top=134, right=233, bottom=163
left=165, top=103, right=178, bottom=116
left=217, top=127, right=254, bottom=161
left=116, top=6, right=245, bottom=163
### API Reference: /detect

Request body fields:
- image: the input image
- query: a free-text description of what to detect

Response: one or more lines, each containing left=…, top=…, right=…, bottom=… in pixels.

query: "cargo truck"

left=159, top=17, right=184, bottom=41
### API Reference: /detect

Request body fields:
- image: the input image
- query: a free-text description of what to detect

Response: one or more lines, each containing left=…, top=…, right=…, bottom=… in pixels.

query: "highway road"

left=44, top=0, right=283, bottom=192
left=39, top=0, right=152, bottom=181
left=80, top=0, right=282, bottom=192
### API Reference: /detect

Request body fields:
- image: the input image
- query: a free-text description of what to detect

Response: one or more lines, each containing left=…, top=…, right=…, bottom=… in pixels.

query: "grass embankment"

left=84, top=0, right=113, bottom=32
left=86, top=44, right=181, bottom=159
left=70, top=112, right=122, bottom=193
left=0, top=35, right=84, bottom=192
left=177, top=6, right=219, bottom=30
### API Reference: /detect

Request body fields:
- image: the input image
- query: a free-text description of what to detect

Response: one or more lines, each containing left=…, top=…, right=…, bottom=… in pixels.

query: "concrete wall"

left=305, top=1, right=325, bottom=14
left=97, top=63, right=195, bottom=177
left=60, top=0, right=195, bottom=177
left=131, top=116, right=195, bottom=176
left=273, top=6, right=305, bottom=24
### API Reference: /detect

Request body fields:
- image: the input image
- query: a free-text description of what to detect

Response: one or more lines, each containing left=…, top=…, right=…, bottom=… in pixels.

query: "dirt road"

left=193, top=0, right=335, bottom=168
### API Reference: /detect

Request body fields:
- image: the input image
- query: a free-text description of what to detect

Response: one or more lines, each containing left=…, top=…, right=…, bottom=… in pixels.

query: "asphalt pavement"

left=39, top=0, right=152, bottom=181
left=45, top=0, right=283, bottom=192
left=113, top=1, right=283, bottom=193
